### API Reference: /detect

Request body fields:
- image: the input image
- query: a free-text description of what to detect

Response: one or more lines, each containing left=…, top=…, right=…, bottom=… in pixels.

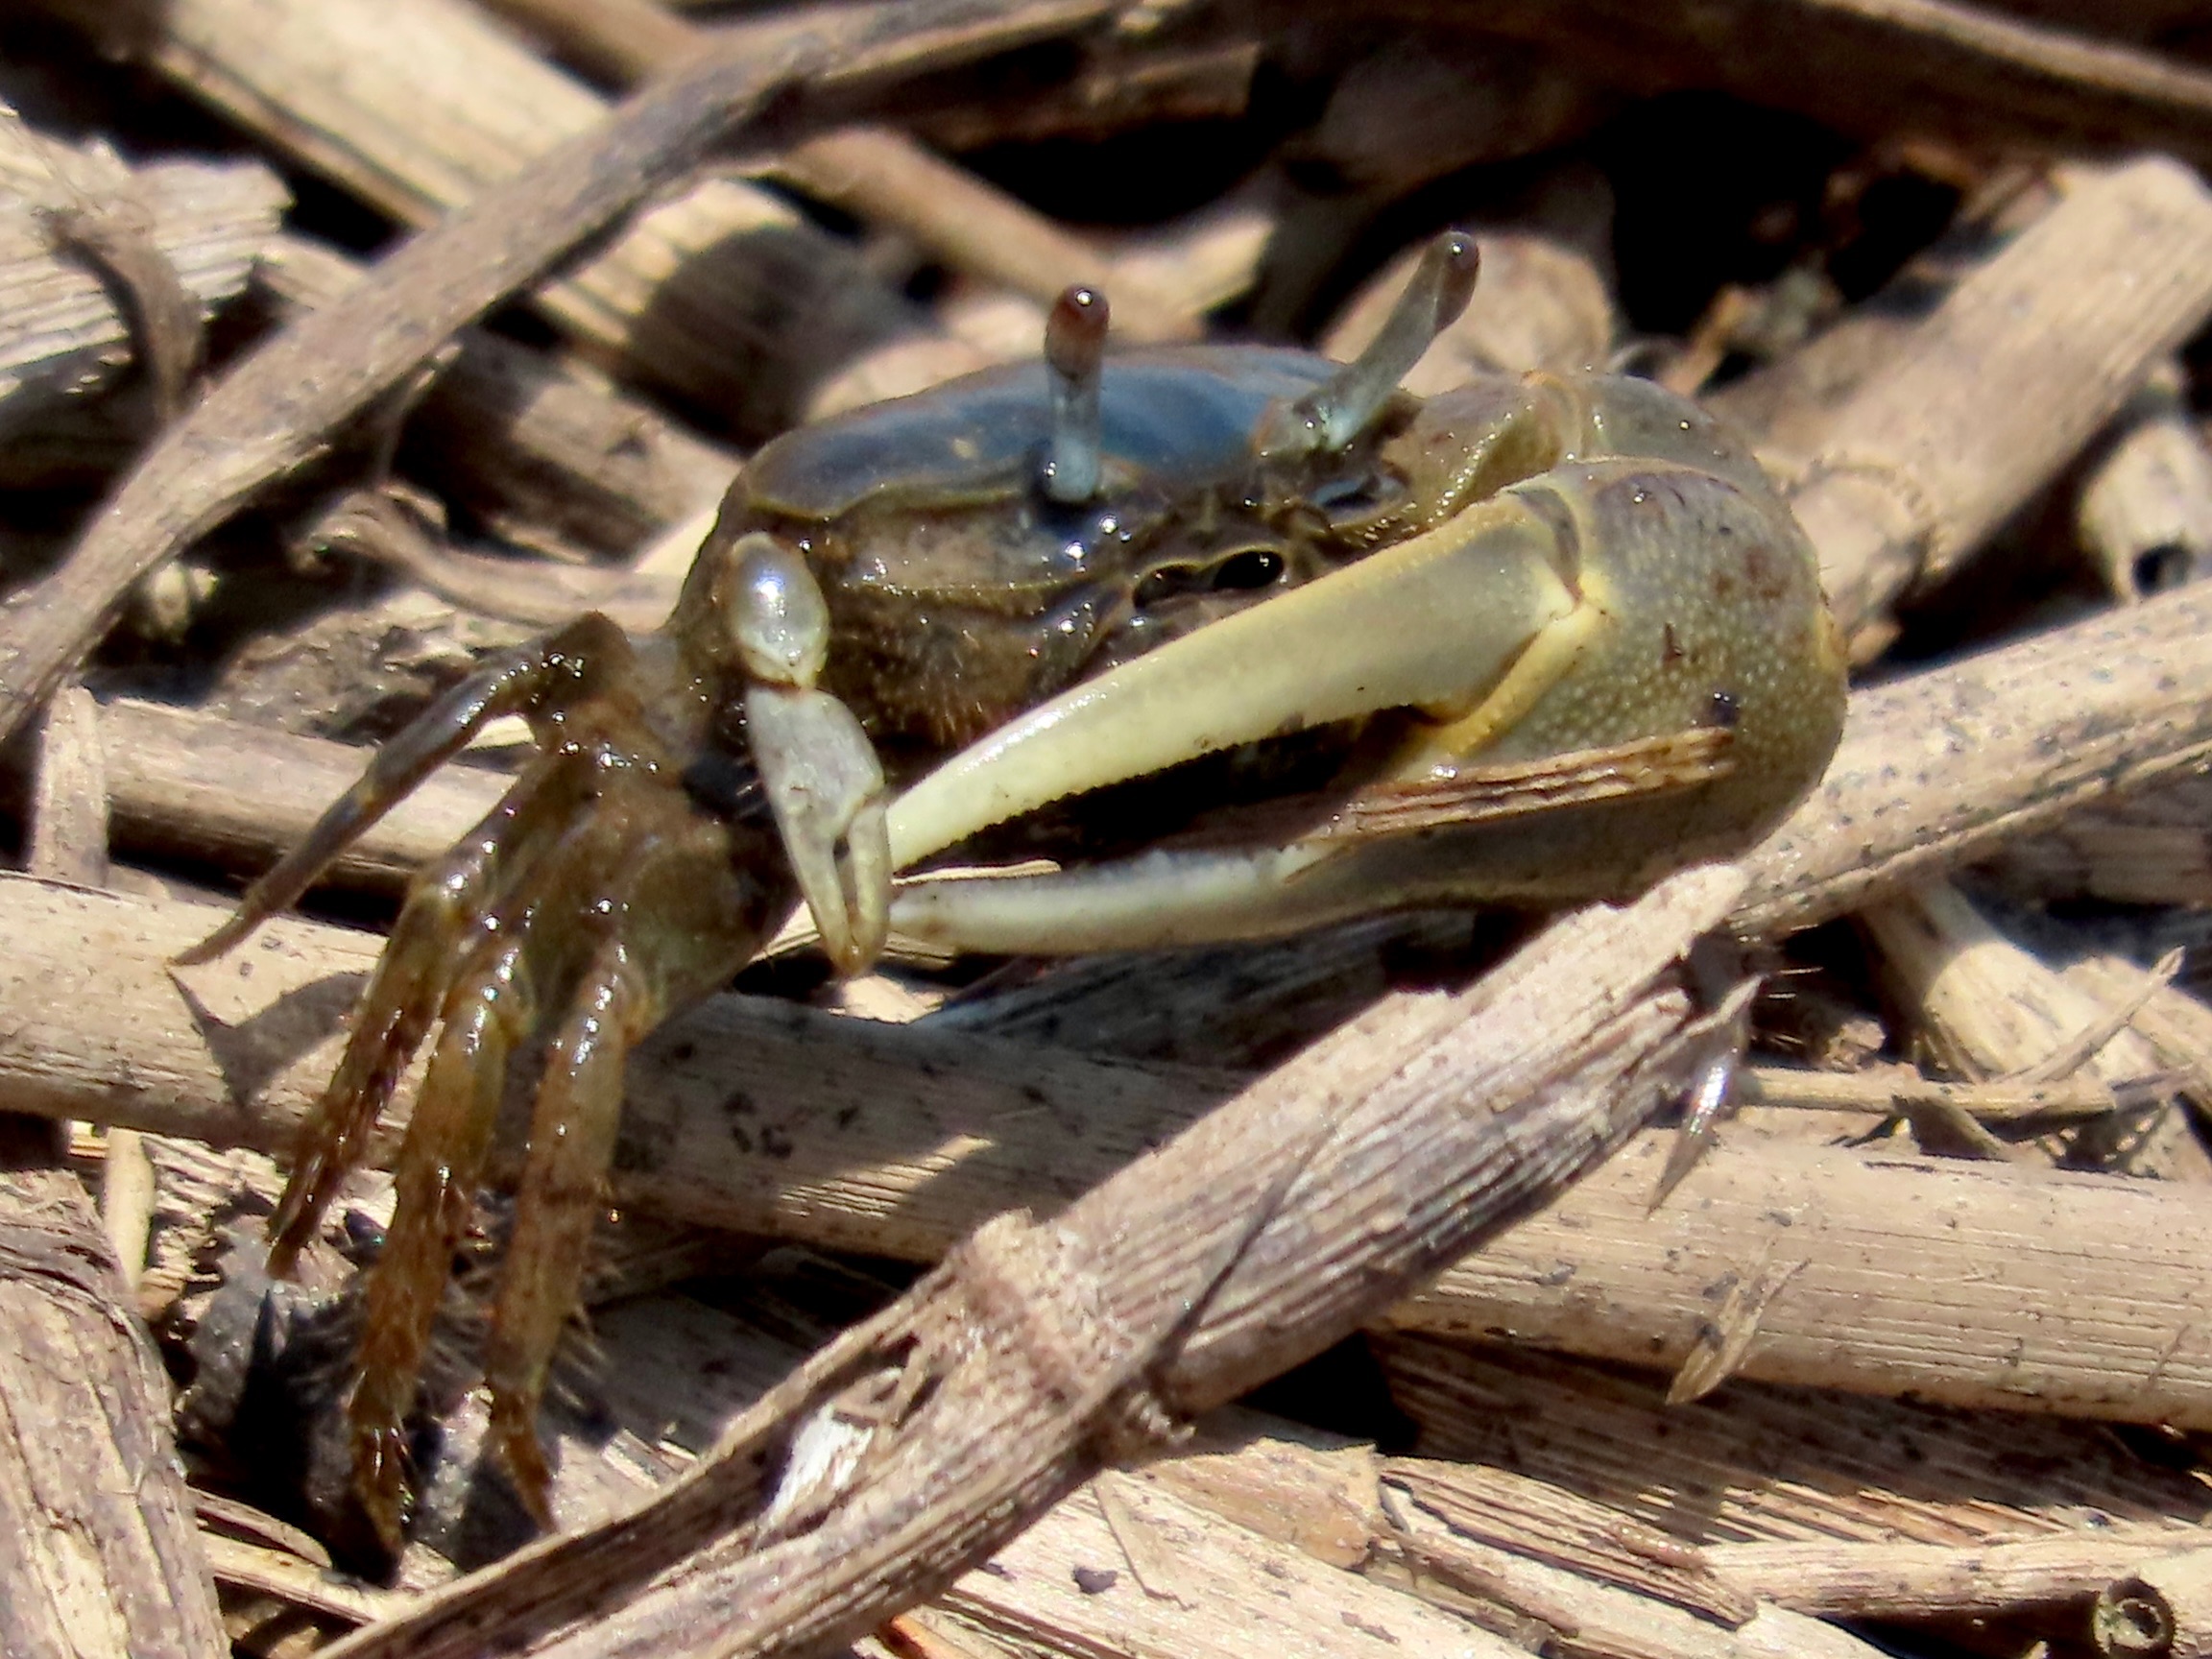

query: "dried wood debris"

left=8, top=3, right=2212, bottom=1658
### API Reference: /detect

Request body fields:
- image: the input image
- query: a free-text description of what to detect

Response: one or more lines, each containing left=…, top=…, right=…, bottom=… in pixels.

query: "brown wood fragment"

left=2097, top=1548, right=2212, bottom=1659
left=1858, top=878, right=2207, bottom=1176
left=1381, top=1476, right=1891, bottom=1659
left=285, top=865, right=1746, bottom=1658
left=0, top=1166, right=226, bottom=1659
left=1376, top=1334, right=2212, bottom=1545
left=1717, top=1527, right=2206, bottom=1623
left=1778, top=157, right=2212, bottom=637
left=1392, top=1125, right=2212, bottom=1427
left=1387, top=0, right=2212, bottom=171
left=34, top=0, right=937, bottom=436
left=0, top=125, right=283, bottom=446
left=2077, top=359, right=2212, bottom=598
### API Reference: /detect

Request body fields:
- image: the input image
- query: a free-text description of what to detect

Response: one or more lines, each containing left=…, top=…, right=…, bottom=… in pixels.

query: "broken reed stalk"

left=1779, top=156, right=2212, bottom=637
left=485, top=0, right=1206, bottom=339
left=1387, top=0, right=2212, bottom=170
left=20, top=872, right=2212, bottom=1430
left=0, top=0, right=1114, bottom=750
left=307, top=865, right=1747, bottom=1659
left=0, top=1163, right=228, bottom=1659
left=0, top=690, right=222, bottom=1659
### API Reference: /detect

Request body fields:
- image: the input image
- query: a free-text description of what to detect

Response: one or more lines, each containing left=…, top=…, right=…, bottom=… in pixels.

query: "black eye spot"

left=1707, top=689, right=1742, bottom=729
left=1208, top=549, right=1284, bottom=592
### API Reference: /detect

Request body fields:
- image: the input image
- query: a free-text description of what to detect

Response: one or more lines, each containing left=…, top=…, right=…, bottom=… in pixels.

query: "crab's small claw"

left=726, top=532, right=890, bottom=975
left=747, top=683, right=889, bottom=975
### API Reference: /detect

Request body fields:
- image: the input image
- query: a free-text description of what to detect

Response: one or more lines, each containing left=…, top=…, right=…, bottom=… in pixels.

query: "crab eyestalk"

left=1258, top=230, right=1480, bottom=460
left=1041, top=284, right=1108, bottom=505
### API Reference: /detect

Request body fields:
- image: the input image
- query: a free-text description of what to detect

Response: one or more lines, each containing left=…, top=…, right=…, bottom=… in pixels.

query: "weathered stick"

left=483, top=0, right=1205, bottom=340
left=216, top=866, right=1752, bottom=1659
left=1777, top=157, right=2212, bottom=636
left=33, top=0, right=938, bottom=434
left=1714, top=1528, right=2207, bottom=1623
left=18, top=871, right=2212, bottom=1431
left=0, top=0, right=1113, bottom=748
left=1377, top=1334, right=2212, bottom=1546
left=0, top=1167, right=228, bottom=1659
left=0, top=128, right=286, bottom=439
left=257, top=232, right=735, bottom=561
left=1384, top=0, right=2212, bottom=170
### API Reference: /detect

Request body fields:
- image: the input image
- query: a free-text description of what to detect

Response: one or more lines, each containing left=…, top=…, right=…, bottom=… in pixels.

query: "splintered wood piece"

left=1856, top=878, right=2208, bottom=1177
left=258, top=865, right=1750, bottom=1658
left=1716, top=1528, right=2209, bottom=1623
left=1381, top=1481, right=1891, bottom=1659
left=256, top=232, right=736, bottom=562
left=2097, top=1548, right=2212, bottom=1659
left=2076, top=359, right=2212, bottom=598
left=0, top=0, right=1112, bottom=749
left=0, top=1167, right=226, bottom=1659
left=1780, top=157, right=2212, bottom=636
left=1375, top=1335, right=2212, bottom=1545
left=0, top=115, right=287, bottom=439
left=38, top=0, right=938, bottom=435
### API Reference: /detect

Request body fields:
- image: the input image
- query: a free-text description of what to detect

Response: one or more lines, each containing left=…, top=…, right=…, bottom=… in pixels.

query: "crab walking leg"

left=480, top=935, right=651, bottom=1518
left=264, top=755, right=594, bottom=1271
left=348, top=931, right=531, bottom=1548
left=886, top=490, right=1589, bottom=870
left=174, top=612, right=627, bottom=966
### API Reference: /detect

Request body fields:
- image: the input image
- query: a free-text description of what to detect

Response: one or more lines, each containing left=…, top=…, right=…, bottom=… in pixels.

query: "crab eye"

left=725, top=533, right=830, bottom=689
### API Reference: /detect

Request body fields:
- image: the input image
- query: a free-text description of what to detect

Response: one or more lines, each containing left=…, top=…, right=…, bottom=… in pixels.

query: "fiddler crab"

left=180, top=232, right=1847, bottom=1549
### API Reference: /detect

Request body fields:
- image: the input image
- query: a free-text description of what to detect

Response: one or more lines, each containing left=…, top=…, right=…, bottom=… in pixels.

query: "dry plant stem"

left=773, top=127, right=1201, bottom=340
left=1858, top=880, right=2204, bottom=1176
left=1714, top=1528, right=2209, bottom=1623
left=480, top=0, right=1204, bottom=339
left=1781, top=156, right=2212, bottom=635
left=1740, top=1063, right=2122, bottom=1125
left=2076, top=360, right=2212, bottom=598
left=0, top=147, right=285, bottom=433
left=276, top=867, right=1750, bottom=1659
left=1731, top=577, right=2212, bottom=935
left=36, top=0, right=939, bottom=436
left=22, top=870, right=2212, bottom=1425
left=1386, top=0, right=2212, bottom=169
left=1381, top=1483, right=1894, bottom=1659
left=1393, top=1124, right=2212, bottom=1422
left=0, top=0, right=1113, bottom=748
left=258, top=232, right=735, bottom=560
left=1379, top=1334, right=2212, bottom=1545
left=2098, top=1548, right=2212, bottom=1658
left=0, top=1168, right=228, bottom=1659
left=931, top=1476, right=1537, bottom=1659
